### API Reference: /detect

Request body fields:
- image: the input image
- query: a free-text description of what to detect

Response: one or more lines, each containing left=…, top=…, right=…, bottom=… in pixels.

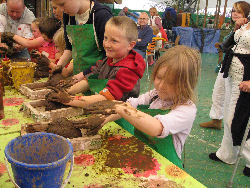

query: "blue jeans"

left=133, top=48, right=146, bottom=59
left=10, top=48, right=31, bottom=60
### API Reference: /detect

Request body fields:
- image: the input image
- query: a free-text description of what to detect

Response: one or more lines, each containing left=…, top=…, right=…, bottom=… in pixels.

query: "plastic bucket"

left=4, top=132, right=74, bottom=188
left=9, top=62, right=36, bottom=90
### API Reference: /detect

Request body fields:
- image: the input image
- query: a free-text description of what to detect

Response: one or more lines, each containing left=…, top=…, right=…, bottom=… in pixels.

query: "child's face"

left=103, top=24, right=135, bottom=62
left=52, top=0, right=88, bottom=16
left=154, top=66, right=176, bottom=101
left=31, top=23, right=41, bottom=38
left=51, top=1, right=64, bottom=21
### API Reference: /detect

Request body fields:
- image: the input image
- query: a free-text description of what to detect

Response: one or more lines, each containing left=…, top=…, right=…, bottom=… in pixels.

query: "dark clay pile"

left=26, top=115, right=105, bottom=138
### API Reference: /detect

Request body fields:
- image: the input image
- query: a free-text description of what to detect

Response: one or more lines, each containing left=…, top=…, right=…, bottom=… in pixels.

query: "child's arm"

left=13, top=35, right=44, bottom=48
left=65, top=94, right=107, bottom=108
left=67, top=79, right=89, bottom=95
left=115, top=102, right=163, bottom=137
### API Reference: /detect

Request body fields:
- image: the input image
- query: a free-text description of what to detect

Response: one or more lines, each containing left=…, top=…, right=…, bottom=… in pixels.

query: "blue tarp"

left=172, top=27, right=221, bottom=53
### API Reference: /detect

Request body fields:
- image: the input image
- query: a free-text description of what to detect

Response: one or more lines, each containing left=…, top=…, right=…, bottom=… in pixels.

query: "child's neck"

left=78, top=1, right=94, bottom=15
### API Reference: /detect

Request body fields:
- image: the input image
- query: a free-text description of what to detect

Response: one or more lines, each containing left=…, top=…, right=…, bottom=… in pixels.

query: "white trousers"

left=216, top=74, right=250, bottom=167
left=209, top=72, right=226, bottom=120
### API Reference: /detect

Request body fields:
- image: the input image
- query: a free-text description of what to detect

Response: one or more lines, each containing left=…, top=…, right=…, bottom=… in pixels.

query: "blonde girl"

left=51, top=28, right=73, bottom=77
left=104, top=45, right=201, bottom=168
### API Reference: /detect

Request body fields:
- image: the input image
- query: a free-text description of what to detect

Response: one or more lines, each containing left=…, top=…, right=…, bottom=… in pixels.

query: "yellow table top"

left=0, top=86, right=206, bottom=188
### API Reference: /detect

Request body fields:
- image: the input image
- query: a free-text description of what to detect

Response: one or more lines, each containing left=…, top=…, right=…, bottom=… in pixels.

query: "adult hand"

left=239, top=81, right=250, bottom=93
left=234, top=18, right=248, bottom=31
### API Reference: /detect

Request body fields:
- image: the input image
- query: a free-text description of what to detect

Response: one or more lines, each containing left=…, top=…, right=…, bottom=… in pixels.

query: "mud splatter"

left=140, top=175, right=184, bottom=188
left=74, top=154, right=95, bottom=166
left=0, top=162, right=6, bottom=177
left=105, top=135, right=160, bottom=177
left=165, top=165, right=187, bottom=178
left=1, top=118, right=19, bottom=126
left=3, top=98, right=24, bottom=106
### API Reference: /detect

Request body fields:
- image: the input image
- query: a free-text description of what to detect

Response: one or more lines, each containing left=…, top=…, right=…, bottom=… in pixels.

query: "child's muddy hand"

left=51, top=64, right=62, bottom=74
left=72, top=73, right=85, bottom=83
left=83, top=100, right=123, bottom=115
left=46, top=86, right=72, bottom=104
left=72, top=114, right=105, bottom=129
left=30, top=50, right=40, bottom=58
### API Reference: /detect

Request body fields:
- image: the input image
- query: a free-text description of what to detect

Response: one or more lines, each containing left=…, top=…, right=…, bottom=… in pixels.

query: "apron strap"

left=92, top=12, right=101, bottom=51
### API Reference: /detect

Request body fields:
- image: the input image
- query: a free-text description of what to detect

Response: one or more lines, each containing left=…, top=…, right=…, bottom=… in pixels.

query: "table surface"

left=0, top=85, right=206, bottom=188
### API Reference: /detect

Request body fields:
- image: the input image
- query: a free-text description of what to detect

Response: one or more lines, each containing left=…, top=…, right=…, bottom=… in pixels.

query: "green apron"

left=86, top=74, right=108, bottom=95
left=66, top=24, right=103, bottom=75
left=116, top=105, right=183, bottom=169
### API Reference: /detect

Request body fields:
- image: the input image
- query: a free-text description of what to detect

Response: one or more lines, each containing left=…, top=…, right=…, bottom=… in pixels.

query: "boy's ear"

left=128, top=41, right=136, bottom=50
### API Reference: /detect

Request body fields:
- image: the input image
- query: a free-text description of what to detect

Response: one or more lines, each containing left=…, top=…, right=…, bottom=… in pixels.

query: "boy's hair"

left=152, top=26, right=159, bottom=36
left=105, top=16, right=138, bottom=42
left=32, top=17, right=43, bottom=27
left=151, top=45, right=201, bottom=108
left=53, top=27, right=65, bottom=52
left=38, top=17, right=61, bottom=39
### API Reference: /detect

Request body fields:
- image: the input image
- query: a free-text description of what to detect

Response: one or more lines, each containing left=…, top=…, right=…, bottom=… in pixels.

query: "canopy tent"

left=115, top=0, right=239, bottom=11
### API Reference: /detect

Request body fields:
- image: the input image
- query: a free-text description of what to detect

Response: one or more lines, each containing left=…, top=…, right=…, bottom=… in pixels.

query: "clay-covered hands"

left=1, top=32, right=15, bottom=47
left=30, top=50, right=50, bottom=65
left=46, top=86, right=72, bottom=104
left=71, top=114, right=107, bottom=136
left=239, top=80, right=250, bottom=93
left=72, top=72, right=85, bottom=84
left=82, top=100, right=124, bottom=115
left=51, top=64, right=63, bottom=74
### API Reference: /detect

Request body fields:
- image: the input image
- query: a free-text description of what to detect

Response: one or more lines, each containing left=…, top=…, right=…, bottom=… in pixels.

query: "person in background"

left=49, top=16, right=145, bottom=108
left=133, top=12, right=153, bottom=59
left=149, top=7, right=168, bottom=44
left=0, top=0, right=35, bottom=59
left=101, top=45, right=201, bottom=169
left=50, top=0, right=113, bottom=78
left=207, top=19, right=214, bottom=28
left=208, top=1, right=250, bottom=177
left=149, top=7, right=162, bottom=29
left=118, top=6, right=138, bottom=19
left=200, top=1, right=249, bottom=129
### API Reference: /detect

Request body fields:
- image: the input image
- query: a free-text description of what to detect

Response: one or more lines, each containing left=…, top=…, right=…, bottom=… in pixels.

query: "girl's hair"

left=38, top=17, right=61, bottom=39
left=233, top=1, right=250, bottom=18
left=105, top=16, right=138, bottom=42
left=151, top=45, right=201, bottom=109
left=53, top=27, right=65, bottom=52
left=152, top=26, right=160, bottom=35
left=149, top=7, right=159, bottom=16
